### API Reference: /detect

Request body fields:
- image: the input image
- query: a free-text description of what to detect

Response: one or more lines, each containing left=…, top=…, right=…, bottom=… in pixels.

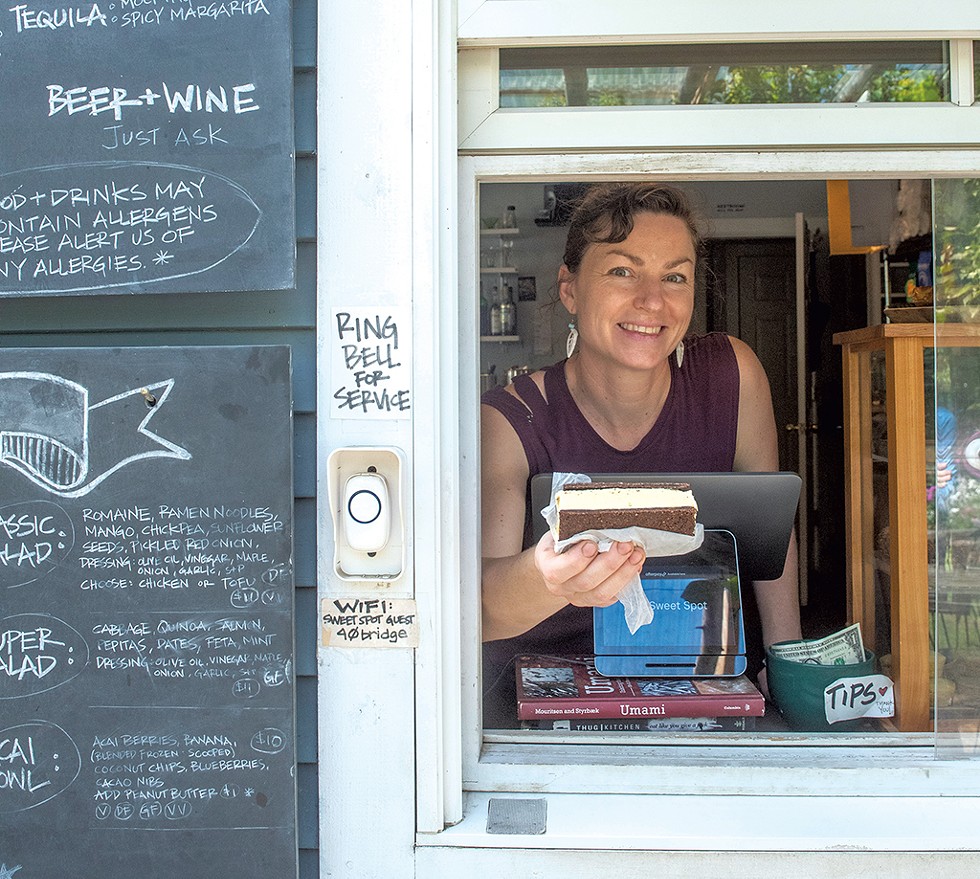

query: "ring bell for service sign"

left=330, top=307, right=412, bottom=419
left=0, top=1, right=295, bottom=296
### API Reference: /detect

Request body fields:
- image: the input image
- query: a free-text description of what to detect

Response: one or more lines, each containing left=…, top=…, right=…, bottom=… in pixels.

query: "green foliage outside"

left=721, top=65, right=843, bottom=103
left=865, top=67, right=943, bottom=102
left=503, top=63, right=944, bottom=107
left=721, top=64, right=942, bottom=104
left=936, top=179, right=980, bottom=304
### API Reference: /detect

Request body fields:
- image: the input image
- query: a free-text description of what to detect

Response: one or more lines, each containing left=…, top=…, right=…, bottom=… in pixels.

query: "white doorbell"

left=343, top=471, right=390, bottom=552
left=327, top=447, right=405, bottom=581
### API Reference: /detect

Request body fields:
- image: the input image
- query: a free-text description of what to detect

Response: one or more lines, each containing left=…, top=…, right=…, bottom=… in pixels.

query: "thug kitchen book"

left=522, top=715, right=755, bottom=731
left=515, top=655, right=764, bottom=721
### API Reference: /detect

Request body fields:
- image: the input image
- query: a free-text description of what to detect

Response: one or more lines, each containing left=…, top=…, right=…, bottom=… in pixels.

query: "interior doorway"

left=707, top=238, right=798, bottom=472
left=705, top=234, right=872, bottom=634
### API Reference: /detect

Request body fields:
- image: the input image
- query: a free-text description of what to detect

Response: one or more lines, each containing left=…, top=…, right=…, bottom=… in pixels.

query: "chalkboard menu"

left=0, top=346, right=297, bottom=879
left=0, top=2, right=295, bottom=297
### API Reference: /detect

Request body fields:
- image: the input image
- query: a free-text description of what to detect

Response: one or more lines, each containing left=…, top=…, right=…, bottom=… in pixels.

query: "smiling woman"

left=479, top=182, right=801, bottom=727
left=557, top=210, right=695, bottom=413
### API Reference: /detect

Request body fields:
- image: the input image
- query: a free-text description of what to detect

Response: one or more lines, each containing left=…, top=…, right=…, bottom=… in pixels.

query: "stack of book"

left=516, top=654, right=764, bottom=732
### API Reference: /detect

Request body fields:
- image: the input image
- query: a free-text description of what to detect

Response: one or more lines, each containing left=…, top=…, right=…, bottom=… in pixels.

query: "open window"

left=444, top=157, right=980, bottom=852
left=469, top=170, right=980, bottom=736
left=430, top=13, right=980, bottom=852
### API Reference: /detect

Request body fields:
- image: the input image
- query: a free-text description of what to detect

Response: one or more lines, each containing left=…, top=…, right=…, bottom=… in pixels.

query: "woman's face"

left=558, top=211, right=696, bottom=374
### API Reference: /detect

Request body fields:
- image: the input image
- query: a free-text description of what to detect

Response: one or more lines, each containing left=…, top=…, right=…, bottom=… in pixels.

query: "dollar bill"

left=769, top=623, right=866, bottom=666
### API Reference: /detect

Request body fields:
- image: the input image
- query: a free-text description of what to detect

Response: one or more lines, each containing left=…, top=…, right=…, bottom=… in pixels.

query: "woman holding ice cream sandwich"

left=480, top=183, right=802, bottom=722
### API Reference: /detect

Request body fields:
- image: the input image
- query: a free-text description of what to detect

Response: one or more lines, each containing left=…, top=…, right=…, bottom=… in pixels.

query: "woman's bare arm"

left=481, top=401, right=644, bottom=642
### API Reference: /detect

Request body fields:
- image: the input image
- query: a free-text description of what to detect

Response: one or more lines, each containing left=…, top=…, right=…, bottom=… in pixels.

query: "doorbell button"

left=343, top=473, right=390, bottom=551
left=348, top=488, right=382, bottom=524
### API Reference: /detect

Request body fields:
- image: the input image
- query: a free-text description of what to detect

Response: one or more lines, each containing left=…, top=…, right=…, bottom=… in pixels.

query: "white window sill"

left=421, top=789, right=980, bottom=852
left=465, top=732, right=979, bottom=798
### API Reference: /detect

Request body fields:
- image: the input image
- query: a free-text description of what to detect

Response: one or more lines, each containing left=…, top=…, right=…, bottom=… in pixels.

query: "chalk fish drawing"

left=0, top=372, right=190, bottom=497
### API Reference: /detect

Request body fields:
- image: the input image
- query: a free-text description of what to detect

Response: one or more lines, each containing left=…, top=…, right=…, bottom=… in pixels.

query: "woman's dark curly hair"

left=562, top=183, right=706, bottom=273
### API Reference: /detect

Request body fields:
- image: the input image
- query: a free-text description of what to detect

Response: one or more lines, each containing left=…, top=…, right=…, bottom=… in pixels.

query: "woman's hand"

left=533, top=532, right=645, bottom=608
left=480, top=394, right=644, bottom=641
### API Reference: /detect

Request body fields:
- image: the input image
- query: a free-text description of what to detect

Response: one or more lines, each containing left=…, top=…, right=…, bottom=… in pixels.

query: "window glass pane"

left=500, top=42, right=948, bottom=107
left=975, top=42, right=980, bottom=102
left=477, top=179, right=941, bottom=746
left=932, top=178, right=980, bottom=758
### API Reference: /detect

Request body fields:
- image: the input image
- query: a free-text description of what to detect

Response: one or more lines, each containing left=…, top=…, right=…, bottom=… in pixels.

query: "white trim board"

left=418, top=847, right=980, bottom=878
left=424, top=791, right=980, bottom=851
left=459, top=1, right=980, bottom=43
left=460, top=105, right=980, bottom=153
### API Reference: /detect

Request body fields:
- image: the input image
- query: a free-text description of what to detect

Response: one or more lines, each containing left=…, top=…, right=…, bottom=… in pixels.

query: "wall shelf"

left=480, top=227, right=520, bottom=338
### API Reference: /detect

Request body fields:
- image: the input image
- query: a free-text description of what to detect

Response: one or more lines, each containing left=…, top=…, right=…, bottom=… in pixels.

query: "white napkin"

left=542, top=472, right=704, bottom=633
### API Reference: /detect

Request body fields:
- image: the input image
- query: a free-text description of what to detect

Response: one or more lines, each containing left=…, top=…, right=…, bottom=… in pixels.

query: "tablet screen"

left=593, top=530, right=746, bottom=676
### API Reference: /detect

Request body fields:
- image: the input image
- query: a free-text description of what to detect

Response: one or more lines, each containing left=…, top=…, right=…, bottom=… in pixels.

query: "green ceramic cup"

left=766, top=642, right=877, bottom=732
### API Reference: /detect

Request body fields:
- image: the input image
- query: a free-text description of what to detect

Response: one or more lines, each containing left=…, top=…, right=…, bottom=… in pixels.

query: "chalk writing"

left=0, top=501, right=291, bottom=703
left=5, top=0, right=271, bottom=35
left=8, top=3, right=107, bottom=32
left=2, top=0, right=293, bottom=298
left=74, top=502, right=284, bottom=590
left=0, top=614, right=88, bottom=698
left=86, top=720, right=285, bottom=825
left=0, top=496, right=294, bottom=700
left=0, top=721, right=81, bottom=813
left=90, top=613, right=290, bottom=694
left=329, top=307, right=412, bottom=419
left=47, top=81, right=259, bottom=121
left=0, top=502, right=75, bottom=590
left=0, top=346, right=296, bottom=874
left=0, top=164, right=260, bottom=294
left=249, top=727, right=286, bottom=755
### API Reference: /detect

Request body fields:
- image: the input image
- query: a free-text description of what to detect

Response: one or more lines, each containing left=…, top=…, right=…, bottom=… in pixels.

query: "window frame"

left=459, top=41, right=979, bottom=152
left=431, top=150, right=980, bottom=846
left=457, top=0, right=980, bottom=46
left=431, top=4, right=980, bottom=846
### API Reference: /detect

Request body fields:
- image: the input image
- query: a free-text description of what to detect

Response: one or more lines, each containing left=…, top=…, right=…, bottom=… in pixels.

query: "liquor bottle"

left=489, top=286, right=502, bottom=336
left=499, top=285, right=515, bottom=336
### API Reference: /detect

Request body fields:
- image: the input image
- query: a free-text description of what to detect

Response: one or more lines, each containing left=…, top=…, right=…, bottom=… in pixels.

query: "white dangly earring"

left=674, top=339, right=685, bottom=369
left=566, top=322, right=579, bottom=358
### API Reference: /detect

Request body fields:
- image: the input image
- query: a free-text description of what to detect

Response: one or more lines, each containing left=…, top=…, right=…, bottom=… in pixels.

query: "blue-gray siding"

left=0, top=0, right=320, bottom=873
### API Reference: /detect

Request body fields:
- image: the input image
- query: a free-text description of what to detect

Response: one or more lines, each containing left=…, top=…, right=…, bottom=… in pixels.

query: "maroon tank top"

left=481, top=332, right=740, bottom=704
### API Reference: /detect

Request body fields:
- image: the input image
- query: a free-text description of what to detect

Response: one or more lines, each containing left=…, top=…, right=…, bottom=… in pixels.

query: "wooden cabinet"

left=834, top=322, right=980, bottom=731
